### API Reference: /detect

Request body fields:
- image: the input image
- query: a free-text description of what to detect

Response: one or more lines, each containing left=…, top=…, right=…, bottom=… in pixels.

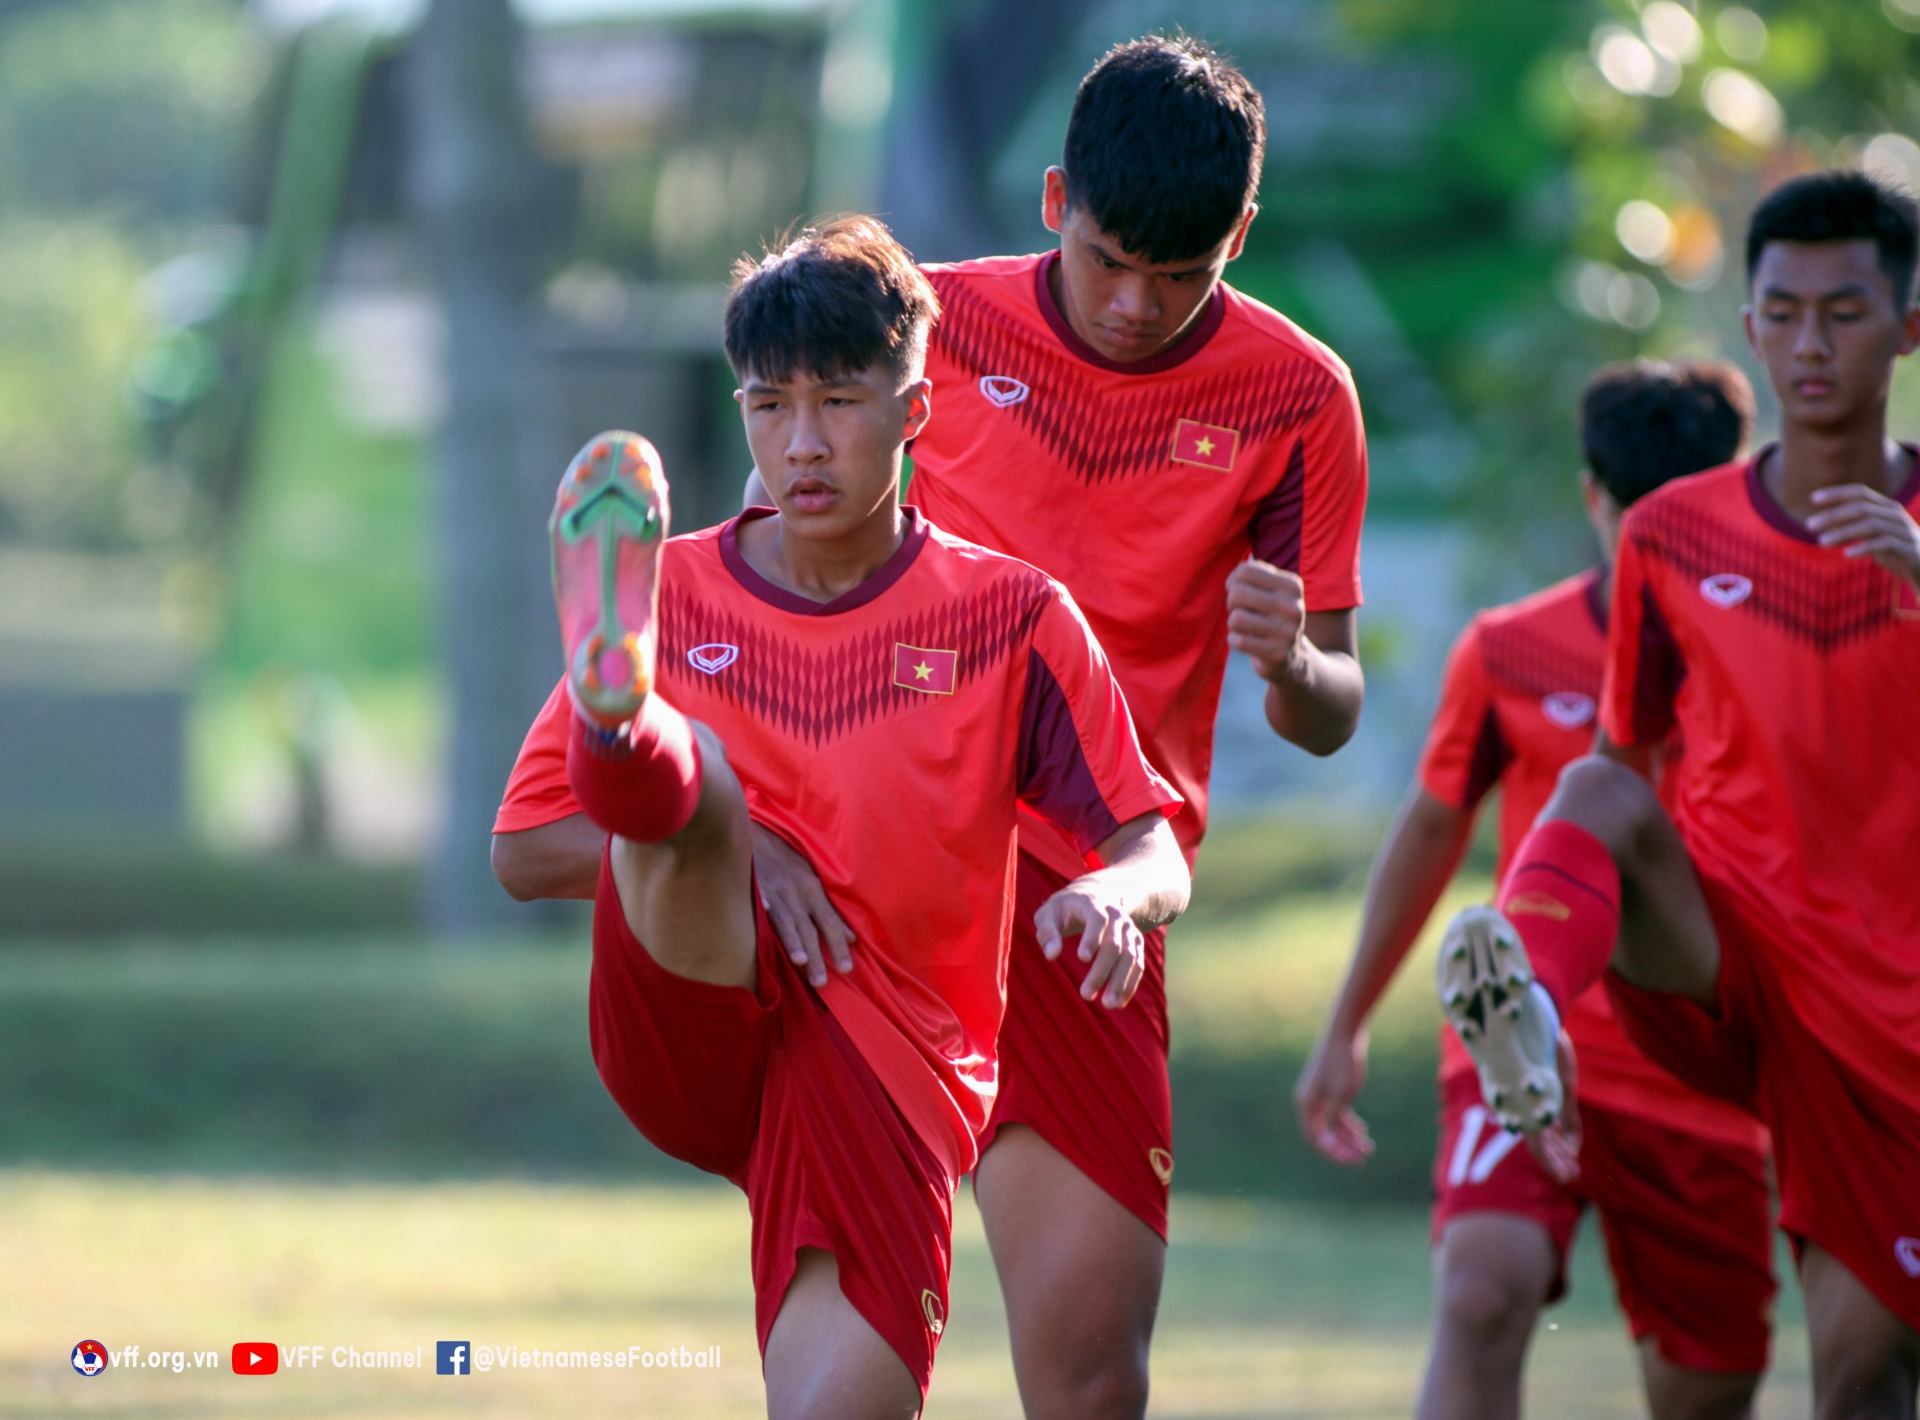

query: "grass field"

left=5, top=1172, right=1814, bottom=1419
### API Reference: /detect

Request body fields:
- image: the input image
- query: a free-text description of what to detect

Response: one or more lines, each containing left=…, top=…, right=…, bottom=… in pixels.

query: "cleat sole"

left=1434, top=905, right=1565, bottom=1134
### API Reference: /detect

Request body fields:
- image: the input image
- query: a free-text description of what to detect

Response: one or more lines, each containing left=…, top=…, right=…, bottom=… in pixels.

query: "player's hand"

left=1034, top=882, right=1146, bottom=1009
left=751, top=823, right=854, bottom=988
left=1225, top=560, right=1307, bottom=682
left=1807, top=482, right=1920, bottom=589
left=1294, top=1026, right=1375, bottom=1166
left=1525, top=1030, right=1582, bottom=1186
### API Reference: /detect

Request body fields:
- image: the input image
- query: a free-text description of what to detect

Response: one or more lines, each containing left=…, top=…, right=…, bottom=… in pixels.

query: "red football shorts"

left=1432, top=1071, right=1775, bottom=1374
left=978, top=851, right=1173, bottom=1237
left=586, top=850, right=955, bottom=1397
left=1607, top=871, right=1920, bottom=1334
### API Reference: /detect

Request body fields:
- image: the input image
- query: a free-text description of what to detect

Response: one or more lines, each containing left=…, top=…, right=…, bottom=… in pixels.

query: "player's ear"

left=1741, top=303, right=1761, bottom=360
left=1224, top=204, right=1258, bottom=262
left=1898, top=300, right=1920, bottom=358
left=902, top=378, right=932, bottom=440
left=1042, top=167, right=1069, bottom=235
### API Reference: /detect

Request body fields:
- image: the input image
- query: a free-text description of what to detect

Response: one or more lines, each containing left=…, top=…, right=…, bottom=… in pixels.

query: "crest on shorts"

left=687, top=643, right=738, bottom=675
left=1897, top=1237, right=1920, bottom=1278
left=1699, top=573, right=1752, bottom=609
left=1148, top=1147, right=1175, bottom=1185
left=1504, top=891, right=1570, bottom=921
left=1540, top=692, right=1595, bottom=730
left=921, top=1289, right=946, bottom=1335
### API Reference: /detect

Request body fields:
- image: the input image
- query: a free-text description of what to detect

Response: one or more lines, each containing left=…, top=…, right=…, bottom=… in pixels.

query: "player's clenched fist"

left=1225, top=559, right=1307, bottom=681
left=1034, top=883, right=1147, bottom=1009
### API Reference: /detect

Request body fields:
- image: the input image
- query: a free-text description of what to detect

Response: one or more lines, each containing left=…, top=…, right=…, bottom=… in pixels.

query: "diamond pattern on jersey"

left=929, top=273, right=1340, bottom=486
left=1478, top=618, right=1602, bottom=700
left=657, top=570, right=1054, bottom=745
left=1633, top=499, right=1907, bottom=653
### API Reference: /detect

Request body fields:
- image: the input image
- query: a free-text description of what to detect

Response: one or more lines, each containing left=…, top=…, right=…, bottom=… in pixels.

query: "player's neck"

left=1766, top=413, right=1911, bottom=521
left=740, top=497, right=906, bottom=604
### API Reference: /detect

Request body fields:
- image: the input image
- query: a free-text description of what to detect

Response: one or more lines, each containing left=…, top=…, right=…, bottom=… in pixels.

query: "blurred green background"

left=1, top=2, right=1916, bottom=1411
left=4, top=0, right=1919, bottom=1183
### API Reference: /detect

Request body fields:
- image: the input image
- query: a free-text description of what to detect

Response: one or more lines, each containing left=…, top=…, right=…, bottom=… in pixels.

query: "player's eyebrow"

left=1759, top=282, right=1876, bottom=303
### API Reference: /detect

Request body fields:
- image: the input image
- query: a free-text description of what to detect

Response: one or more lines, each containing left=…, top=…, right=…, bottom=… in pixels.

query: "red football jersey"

left=909, top=253, right=1367, bottom=877
left=1422, top=571, right=1765, bottom=1151
left=497, top=508, right=1180, bottom=1175
left=1602, top=453, right=1920, bottom=1108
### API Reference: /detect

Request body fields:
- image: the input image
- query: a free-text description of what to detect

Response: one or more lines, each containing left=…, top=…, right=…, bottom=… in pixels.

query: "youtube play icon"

left=232, top=1342, right=279, bottom=1375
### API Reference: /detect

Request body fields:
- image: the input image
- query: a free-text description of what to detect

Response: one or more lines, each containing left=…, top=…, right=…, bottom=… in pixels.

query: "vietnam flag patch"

left=1170, top=418, right=1239, bottom=472
left=894, top=643, right=957, bottom=694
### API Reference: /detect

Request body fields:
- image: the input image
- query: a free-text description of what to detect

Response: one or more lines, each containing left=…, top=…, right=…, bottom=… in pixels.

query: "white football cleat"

left=1435, top=904, right=1564, bottom=1133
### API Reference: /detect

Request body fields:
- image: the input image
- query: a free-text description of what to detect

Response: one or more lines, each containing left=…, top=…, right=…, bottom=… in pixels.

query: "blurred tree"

left=407, top=0, right=567, bottom=931
left=0, top=0, right=262, bottom=550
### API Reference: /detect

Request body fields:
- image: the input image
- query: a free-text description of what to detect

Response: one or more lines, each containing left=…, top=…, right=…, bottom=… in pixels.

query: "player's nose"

left=785, top=406, right=831, bottom=462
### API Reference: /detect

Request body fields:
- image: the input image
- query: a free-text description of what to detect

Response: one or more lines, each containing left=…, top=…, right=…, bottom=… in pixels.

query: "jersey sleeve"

left=1017, top=585, right=1182, bottom=860
left=492, top=678, right=585, bottom=834
left=1251, top=363, right=1368, bottom=611
left=1599, top=517, right=1686, bottom=747
left=1416, top=620, right=1509, bottom=811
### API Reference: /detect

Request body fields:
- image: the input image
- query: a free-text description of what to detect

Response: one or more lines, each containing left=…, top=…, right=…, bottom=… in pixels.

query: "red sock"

left=1496, top=819, right=1620, bottom=1015
left=566, top=694, right=704, bottom=842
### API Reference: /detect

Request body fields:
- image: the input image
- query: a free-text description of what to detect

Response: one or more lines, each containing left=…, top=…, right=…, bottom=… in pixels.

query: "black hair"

left=1745, top=169, right=1920, bottom=306
left=1581, top=360, right=1754, bottom=508
left=724, top=215, right=940, bottom=386
left=1061, top=34, right=1264, bottom=263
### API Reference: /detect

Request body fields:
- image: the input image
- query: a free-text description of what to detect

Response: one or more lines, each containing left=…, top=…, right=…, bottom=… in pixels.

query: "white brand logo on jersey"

left=687, top=643, right=739, bottom=675
left=978, top=375, right=1029, bottom=408
left=1699, top=573, right=1753, bottom=609
left=1897, top=1237, right=1920, bottom=1278
left=1541, top=691, right=1595, bottom=730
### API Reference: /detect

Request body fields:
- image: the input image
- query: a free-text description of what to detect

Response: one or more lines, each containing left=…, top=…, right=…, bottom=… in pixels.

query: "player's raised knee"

left=1541, top=753, right=1661, bottom=847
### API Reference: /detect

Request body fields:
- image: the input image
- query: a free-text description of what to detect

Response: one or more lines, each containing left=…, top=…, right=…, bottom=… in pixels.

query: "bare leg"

left=973, top=1124, right=1164, bottom=1420
left=1637, top=1338, right=1761, bottom=1420
left=1803, top=1243, right=1920, bottom=1420
left=1533, top=756, right=1720, bottom=1006
left=764, top=1248, right=922, bottom=1420
left=1415, top=1213, right=1558, bottom=1420
left=596, top=720, right=758, bottom=988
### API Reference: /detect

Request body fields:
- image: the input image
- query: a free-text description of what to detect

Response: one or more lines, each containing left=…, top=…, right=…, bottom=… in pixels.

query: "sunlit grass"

left=5, top=1172, right=1812, bottom=1418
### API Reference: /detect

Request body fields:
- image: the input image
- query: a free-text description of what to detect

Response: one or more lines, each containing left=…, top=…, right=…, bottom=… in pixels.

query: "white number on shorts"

left=1447, top=1105, right=1525, bottom=1187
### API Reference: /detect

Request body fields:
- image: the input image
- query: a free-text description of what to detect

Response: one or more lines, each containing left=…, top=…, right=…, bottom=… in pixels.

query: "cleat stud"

left=1526, top=1081, right=1543, bottom=1096
left=1449, top=943, right=1468, bottom=961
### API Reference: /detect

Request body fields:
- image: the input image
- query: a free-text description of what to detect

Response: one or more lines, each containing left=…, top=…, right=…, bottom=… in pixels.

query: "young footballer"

left=1440, top=171, right=1920, bottom=1418
left=505, top=37, right=1365, bottom=1417
left=528, top=218, right=1189, bottom=1417
left=735, top=38, right=1365, bottom=1416
left=1297, top=361, right=1773, bottom=1420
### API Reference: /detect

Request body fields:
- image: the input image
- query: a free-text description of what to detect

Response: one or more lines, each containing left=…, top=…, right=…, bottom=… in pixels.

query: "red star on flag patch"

left=893, top=644, right=957, bottom=694
left=1170, top=419, right=1239, bottom=472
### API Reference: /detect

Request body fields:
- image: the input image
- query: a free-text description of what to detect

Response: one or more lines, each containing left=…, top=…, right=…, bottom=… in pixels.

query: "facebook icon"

left=435, top=1342, right=470, bottom=1376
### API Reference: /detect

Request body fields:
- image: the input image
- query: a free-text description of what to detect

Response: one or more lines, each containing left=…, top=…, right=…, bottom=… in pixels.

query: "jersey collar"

left=720, top=504, right=930, bottom=615
left=1581, top=566, right=1609, bottom=633
left=1034, top=250, right=1226, bottom=376
left=1745, top=441, right=1920, bottom=544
